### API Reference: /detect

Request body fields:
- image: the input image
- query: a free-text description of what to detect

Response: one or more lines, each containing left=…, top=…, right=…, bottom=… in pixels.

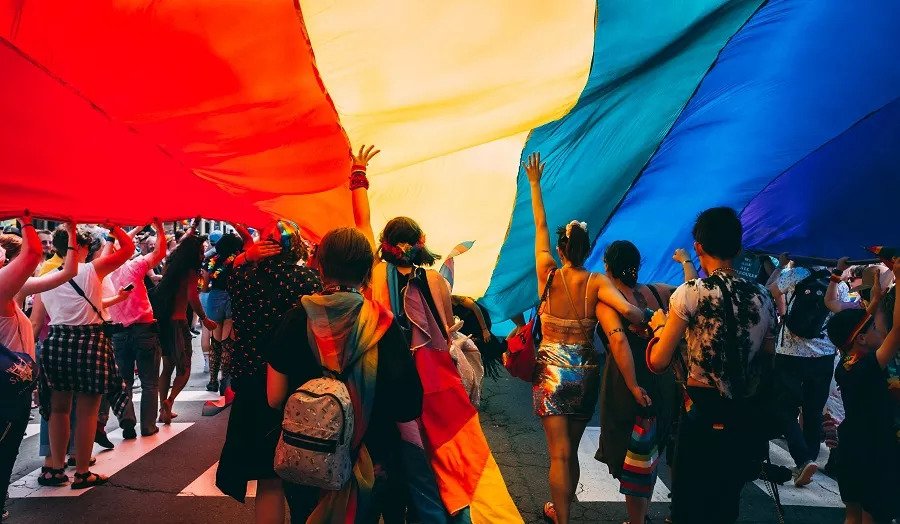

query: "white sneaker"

left=793, top=461, right=818, bottom=487
left=202, top=354, right=210, bottom=374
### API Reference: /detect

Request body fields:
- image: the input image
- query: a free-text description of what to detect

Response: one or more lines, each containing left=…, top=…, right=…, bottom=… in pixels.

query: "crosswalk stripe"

left=178, top=462, right=257, bottom=498
left=577, top=427, right=843, bottom=508
left=754, top=441, right=843, bottom=507
left=576, top=427, right=671, bottom=502
left=10, top=423, right=192, bottom=498
left=132, top=390, right=221, bottom=403
left=22, top=390, right=219, bottom=441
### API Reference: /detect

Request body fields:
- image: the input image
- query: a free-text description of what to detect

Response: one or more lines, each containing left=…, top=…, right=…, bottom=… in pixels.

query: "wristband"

left=830, top=274, right=843, bottom=284
left=642, top=308, right=654, bottom=323
left=831, top=268, right=843, bottom=276
left=67, top=246, right=78, bottom=250
left=654, top=324, right=665, bottom=333
left=350, top=171, right=370, bottom=190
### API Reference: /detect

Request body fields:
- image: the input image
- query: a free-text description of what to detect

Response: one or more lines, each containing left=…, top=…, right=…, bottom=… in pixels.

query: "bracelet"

left=67, top=246, right=78, bottom=250
left=350, top=171, right=370, bottom=190
left=830, top=274, right=843, bottom=284
left=681, top=260, right=692, bottom=266
left=654, top=324, right=665, bottom=333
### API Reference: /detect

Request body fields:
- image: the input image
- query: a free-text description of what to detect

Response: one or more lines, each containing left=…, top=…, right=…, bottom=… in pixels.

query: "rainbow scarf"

left=301, top=292, right=393, bottom=524
left=391, top=274, right=523, bottom=523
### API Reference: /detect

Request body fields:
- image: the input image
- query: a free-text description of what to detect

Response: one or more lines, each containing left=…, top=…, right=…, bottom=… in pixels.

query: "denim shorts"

left=201, top=289, right=232, bottom=322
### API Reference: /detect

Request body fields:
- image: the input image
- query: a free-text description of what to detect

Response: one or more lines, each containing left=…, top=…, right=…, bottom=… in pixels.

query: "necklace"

left=712, top=267, right=736, bottom=277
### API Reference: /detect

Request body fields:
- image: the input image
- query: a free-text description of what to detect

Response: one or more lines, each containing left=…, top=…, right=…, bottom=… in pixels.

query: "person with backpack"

left=266, top=227, right=423, bottom=523
left=647, top=207, right=778, bottom=524
left=768, top=256, right=851, bottom=486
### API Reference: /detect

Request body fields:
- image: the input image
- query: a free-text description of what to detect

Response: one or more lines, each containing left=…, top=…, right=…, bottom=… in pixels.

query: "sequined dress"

left=532, top=273, right=600, bottom=419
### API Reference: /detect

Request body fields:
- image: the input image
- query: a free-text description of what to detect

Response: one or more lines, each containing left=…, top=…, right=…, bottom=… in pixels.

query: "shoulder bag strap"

left=646, top=284, right=666, bottom=312
left=67, top=278, right=105, bottom=321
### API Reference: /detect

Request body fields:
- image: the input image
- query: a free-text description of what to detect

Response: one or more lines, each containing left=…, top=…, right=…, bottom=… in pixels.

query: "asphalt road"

left=6, top=342, right=846, bottom=523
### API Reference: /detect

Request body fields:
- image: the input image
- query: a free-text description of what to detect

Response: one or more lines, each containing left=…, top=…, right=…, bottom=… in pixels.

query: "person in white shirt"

left=38, top=224, right=134, bottom=489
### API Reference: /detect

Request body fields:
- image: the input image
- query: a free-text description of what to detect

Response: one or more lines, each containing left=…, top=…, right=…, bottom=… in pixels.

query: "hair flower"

left=565, top=220, right=588, bottom=238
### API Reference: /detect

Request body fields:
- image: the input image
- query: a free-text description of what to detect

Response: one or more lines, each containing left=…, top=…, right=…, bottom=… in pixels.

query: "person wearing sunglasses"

left=825, top=258, right=899, bottom=524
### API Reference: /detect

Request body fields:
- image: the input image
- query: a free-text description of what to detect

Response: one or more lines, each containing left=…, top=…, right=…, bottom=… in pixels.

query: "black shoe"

left=94, top=430, right=115, bottom=449
left=141, top=427, right=159, bottom=437
left=206, top=380, right=219, bottom=392
left=122, top=426, right=137, bottom=440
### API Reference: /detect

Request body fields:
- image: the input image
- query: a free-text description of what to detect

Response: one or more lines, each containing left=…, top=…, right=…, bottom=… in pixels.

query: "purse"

left=503, top=269, right=555, bottom=381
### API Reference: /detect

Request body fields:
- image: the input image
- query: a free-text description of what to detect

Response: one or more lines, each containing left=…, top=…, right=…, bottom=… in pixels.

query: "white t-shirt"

left=0, top=304, right=35, bottom=358
left=776, top=267, right=846, bottom=358
left=41, top=263, right=105, bottom=326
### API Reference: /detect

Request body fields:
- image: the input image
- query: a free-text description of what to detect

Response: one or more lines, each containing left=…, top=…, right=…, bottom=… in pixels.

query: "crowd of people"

left=0, top=146, right=896, bottom=524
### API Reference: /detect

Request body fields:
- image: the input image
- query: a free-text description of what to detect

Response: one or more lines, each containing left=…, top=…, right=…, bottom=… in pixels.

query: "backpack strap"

left=709, top=274, right=745, bottom=398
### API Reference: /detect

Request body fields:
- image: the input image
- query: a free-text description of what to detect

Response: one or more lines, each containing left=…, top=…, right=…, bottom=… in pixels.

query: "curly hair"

left=154, top=235, right=204, bottom=304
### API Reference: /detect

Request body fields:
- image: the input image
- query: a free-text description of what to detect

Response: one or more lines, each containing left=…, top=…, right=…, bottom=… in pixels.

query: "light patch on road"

left=178, top=462, right=256, bottom=498
left=753, top=441, right=843, bottom=507
left=10, top=423, right=192, bottom=498
left=576, top=427, right=671, bottom=502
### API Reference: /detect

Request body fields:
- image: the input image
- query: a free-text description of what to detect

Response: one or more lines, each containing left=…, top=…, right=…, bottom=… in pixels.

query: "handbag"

left=503, top=269, right=555, bottom=381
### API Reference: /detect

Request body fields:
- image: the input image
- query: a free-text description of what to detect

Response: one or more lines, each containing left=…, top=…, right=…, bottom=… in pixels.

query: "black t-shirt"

left=265, top=304, right=423, bottom=463
left=835, top=351, right=894, bottom=449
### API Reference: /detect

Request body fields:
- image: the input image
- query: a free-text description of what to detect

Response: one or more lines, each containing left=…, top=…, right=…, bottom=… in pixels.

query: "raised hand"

left=836, top=256, right=851, bottom=272
left=246, top=240, right=281, bottom=262
left=351, top=145, right=381, bottom=167
left=673, top=248, right=691, bottom=264
left=523, top=152, right=544, bottom=184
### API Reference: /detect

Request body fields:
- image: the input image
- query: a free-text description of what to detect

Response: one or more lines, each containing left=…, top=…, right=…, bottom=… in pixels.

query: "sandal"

left=542, top=502, right=557, bottom=523
left=71, top=471, right=108, bottom=490
left=36, top=467, right=68, bottom=487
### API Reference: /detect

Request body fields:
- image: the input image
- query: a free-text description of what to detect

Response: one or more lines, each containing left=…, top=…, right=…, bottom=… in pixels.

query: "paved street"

left=6, top=342, right=845, bottom=523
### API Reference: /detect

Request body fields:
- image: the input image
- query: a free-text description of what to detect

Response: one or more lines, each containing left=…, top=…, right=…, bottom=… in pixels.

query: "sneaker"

left=793, top=461, right=818, bottom=487
left=94, top=430, right=115, bottom=450
left=206, top=380, right=219, bottom=392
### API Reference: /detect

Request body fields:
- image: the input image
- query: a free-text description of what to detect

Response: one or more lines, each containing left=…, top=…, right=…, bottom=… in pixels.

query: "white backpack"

left=273, top=351, right=366, bottom=490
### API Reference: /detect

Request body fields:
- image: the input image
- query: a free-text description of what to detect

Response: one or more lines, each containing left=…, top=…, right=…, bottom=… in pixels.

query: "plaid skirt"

left=38, top=324, right=128, bottom=419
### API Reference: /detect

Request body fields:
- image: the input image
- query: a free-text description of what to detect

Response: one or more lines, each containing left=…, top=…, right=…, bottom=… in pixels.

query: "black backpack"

left=784, top=269, right=831, bottom=339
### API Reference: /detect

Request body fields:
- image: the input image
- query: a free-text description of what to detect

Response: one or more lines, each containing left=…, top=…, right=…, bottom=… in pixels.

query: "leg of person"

left=134, top=325, right=161, bottom=436
left=566, top=416, right=589, bottom=503
left=201, top=326, right=211, bottom=375
left=207, top=338, right=221, bottom=392
left=112, top=330, right=138, bottom=439
left=842, top=502, right=862, bottom=524
left=542, top=415, right=574, bottom=524
left=165, top=322, right=192, bottom=417
left=0, top=395, right=33, bottom=509
left=48, top=390, right=74, bottom=471
left=94, top=396, right=114, bottom=449
left=800, top=354, right=836, bottom=464
left=157, top=358, right=175, bottom=424
left=776, top=354, right=812, bottom=468
left=255, top=477, right=286, bottom=524
left=73, top=393, right=103, bottom=475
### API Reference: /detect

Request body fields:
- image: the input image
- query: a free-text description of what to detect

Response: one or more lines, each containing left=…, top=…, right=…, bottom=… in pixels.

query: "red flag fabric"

left=0, top=1, right=351, bottom=235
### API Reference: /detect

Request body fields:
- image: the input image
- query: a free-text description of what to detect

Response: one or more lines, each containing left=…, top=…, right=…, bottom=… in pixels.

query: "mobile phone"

left=122, top=283, right=135, bottom=292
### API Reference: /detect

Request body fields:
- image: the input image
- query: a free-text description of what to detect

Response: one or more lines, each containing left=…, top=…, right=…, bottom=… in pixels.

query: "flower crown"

left=381, top=235, right=426, bottom=265
left=565, top=220, right=588, bottom=238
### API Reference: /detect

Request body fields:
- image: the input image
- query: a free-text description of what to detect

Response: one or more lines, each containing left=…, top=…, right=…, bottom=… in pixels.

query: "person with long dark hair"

left=199, top=232, right=244, bottom=393
left=153, top=233, right=216, bottom=424
left=524, top=152, right=645, bottom=524
left=595, top=240, right=677, bottom=524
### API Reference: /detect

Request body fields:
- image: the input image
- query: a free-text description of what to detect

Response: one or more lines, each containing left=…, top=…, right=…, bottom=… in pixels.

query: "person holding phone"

left=105, top=218, right=168, bottom=439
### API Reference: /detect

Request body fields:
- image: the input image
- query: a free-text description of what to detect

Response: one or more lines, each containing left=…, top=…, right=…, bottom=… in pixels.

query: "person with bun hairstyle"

left=595, top=240, right=677, bottom=524
left=524, top=152, right=646, bottom=524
